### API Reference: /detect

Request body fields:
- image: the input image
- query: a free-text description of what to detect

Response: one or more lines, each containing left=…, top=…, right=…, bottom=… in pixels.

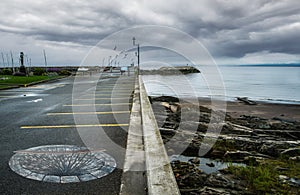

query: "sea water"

left=142, top=66, right=300, bottom=104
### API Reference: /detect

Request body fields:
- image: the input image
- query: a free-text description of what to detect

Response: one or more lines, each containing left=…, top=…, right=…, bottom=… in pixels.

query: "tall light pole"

left=43, top=49, right=47, bottom=72
left=1, top=52, right=5, bottom=68
left=132, top=37, right=140, bottom=75
left=10, top=51, right=14, bottom=73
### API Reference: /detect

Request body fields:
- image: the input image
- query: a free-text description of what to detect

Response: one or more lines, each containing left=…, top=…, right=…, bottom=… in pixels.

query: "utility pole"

left=43, top=49, right=47, bottom=72
left=1, top=52, right=5, bottom=68
left=10, top=51, right=14, bottom=73
left=29, top=58, right=32, bottom=73
left=26, top=55, right=29, bottom=66
left=6, top=54, right=10, bottom=69
left=132, top=37, right=140, bottom=75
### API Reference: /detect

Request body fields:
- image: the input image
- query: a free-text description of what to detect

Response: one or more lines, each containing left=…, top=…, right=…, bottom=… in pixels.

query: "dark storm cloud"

left=0, top=0, right=299, bottom=64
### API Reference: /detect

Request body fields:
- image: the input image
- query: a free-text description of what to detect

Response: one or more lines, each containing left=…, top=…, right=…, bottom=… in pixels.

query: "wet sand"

left=196, top=98, right=300, bottom=121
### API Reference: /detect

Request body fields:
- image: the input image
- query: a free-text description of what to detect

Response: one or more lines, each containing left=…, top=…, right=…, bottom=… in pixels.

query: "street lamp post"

left=132, top=37, right=140, bottom=75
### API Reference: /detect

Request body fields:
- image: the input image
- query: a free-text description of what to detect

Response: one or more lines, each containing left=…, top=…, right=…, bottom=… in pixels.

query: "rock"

left=279, top=175, right=300, bottom=187
left=289, top=178, right=300, bottom=187
left=170, top=104, right=180, bottom=113
left=189, top=157, right=200, bottom=165
left=237, top=97, right=257, bottom=105
left=259, top=143, right=286, bottom=157
left=205, top=173, right=233, bottom=189
left=289, top=156, right=300, bottom=162
left=198, top=186, right=231, bottom=195
left=279, top=175, right=289, bottom=180
left=160, top=102, right=170, bottom=109
left=258, top=123, right=271, bottom=129
left=224, top=150, right=252, bottom=161
left=206, top=162, right=215, bottom=167
left=281, top=148, right=300, bottom=157
left=243, top=156, right=261, bottom=165
left=167, top=148, right=175, bottom=155
left=275, top=166, right=289, bottom=171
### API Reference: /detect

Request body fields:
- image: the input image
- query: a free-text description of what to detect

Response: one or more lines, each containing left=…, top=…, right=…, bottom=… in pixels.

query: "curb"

left=120, top=76, right=147, bottom=195
left=21, top=76, right=69, bottom=87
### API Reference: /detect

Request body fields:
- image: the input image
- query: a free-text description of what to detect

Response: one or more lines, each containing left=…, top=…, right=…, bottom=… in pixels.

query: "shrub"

left=47, top=72, right=59, bottom=77
left=47, top=67, right=61, bottom=73
left=58, top=69, right=72, bottom=76
left=33, top=68, right=46, bottom=76
left=1, top=68, right=12, bottom=75
left=13, top=72, right=26, bottom=76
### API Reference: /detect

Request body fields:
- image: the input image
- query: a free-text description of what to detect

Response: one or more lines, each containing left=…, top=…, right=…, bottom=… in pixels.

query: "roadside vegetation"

left=0, top=67, right=71, bottom=89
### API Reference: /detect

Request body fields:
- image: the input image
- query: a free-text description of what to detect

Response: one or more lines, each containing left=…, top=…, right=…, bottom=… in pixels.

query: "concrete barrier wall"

left=139, top=76, right=180, bottom=195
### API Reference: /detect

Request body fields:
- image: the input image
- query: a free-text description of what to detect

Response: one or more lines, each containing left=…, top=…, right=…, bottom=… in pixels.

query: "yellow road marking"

left=97, top=84, right=133, bottom=86
left=97, top=88, right=133, bottom=90
left=93, top=91, right=133, bottom=93
left=64, top=103, right=131, bottom=106
left=80, top=94, right=130, bottom=97
left=75, top=97, right=130, bottom=100
left=21, top=124, right=129, bottom=129
left=47, top=111, right=133, bottom=115
left=96, top=89, right=132, bottom=90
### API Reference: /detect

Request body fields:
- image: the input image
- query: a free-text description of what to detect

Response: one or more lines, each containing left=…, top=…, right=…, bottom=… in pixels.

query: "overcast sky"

left=0, top=0, right=300, bottom=66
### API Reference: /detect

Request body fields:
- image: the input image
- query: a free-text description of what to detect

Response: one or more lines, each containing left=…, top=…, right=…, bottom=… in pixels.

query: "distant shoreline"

left=219, top=63, right=300, bottom=67
left=0, top=63, right=299, bottom=68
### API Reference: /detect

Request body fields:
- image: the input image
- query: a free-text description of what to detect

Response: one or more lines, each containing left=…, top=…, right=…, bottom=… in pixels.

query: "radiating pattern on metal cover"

left=9, top=145, right=116, bottom=183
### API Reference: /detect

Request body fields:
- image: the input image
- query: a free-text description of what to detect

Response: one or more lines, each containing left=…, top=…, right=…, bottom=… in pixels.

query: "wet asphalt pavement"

left=0, top=74, right=135, bottom=194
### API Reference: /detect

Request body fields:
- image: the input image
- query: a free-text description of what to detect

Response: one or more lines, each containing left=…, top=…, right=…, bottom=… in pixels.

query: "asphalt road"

left=0, top=73, right=135, bottom=194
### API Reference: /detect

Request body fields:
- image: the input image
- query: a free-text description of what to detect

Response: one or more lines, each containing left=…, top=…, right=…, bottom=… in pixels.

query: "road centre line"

left=21, top=124, right=129, bottom=129
left=94, top=92, right=131, bottom=95
left=47, top=111, right=134, bottom=115
left=63, top=103, right=131, bottom=106
left=94, top=91, right=133, bottom=93
left=75, top=97, right=130, bottom=100
left=82, top=94, right=130, bottom=97
left=96, top=89, right=132, bottom=91
left=96, top=84, right=134, bottom=87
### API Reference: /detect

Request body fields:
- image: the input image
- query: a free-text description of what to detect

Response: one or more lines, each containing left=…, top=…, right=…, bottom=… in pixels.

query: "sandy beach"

left=198, top=98, right=300, bottom=121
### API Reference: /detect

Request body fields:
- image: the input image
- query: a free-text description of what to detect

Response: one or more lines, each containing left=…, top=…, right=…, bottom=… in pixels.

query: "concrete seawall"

left=120, top=75, right=180, bottom=195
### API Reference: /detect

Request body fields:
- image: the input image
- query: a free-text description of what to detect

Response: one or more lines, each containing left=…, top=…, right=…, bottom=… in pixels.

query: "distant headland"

left=141, top=66, right=200, bottom=75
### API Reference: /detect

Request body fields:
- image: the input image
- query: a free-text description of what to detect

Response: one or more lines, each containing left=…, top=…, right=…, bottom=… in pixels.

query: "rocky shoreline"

left=141, top=66, right=200, bottom=75
left=150, top=96, right=300, bottom=194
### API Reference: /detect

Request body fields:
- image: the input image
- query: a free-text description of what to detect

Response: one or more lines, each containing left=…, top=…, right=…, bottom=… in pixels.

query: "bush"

left=47, top=72, right=59, bottom=77
left=58, top=69, right=72, bottom=76
left=33, top=68, right=46, bottom=76
left=47, top=68, right=61, bottom=73
left=1, top=68, right=12, bottom=75
left=13, top=72, right=26, bottom=76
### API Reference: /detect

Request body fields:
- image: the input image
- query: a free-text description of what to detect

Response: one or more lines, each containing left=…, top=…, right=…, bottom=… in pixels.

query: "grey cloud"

left=0, top=0, right=299, bottom=65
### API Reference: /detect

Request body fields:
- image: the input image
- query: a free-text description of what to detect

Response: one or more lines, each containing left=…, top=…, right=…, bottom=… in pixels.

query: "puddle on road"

left=19, top=93, right=48, bottom=97
left=26, top=98, right=43, bottom=103
left=170, top=155, right=246, bottom=174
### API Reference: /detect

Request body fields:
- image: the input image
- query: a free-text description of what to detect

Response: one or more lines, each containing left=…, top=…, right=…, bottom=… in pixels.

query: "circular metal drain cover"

left=9, top=145, right=116, bottom=183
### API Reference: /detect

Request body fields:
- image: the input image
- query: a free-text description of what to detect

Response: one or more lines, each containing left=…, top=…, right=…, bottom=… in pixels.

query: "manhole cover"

left=9, top=145, right=116, bottom=183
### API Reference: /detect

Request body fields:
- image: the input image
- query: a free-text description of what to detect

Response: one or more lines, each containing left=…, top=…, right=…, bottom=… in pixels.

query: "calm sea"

left=142, top=66, right=300, bottom=104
